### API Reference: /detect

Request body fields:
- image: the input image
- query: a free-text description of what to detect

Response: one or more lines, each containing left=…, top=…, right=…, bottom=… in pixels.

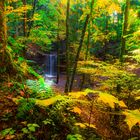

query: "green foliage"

left=0, top=128, right=15, bottom=136
left=22, top=123, right=40, bottom=133
left=43, top=118, right=55, bottom=126
left=128, top=137, right=139, bottom=140
left=26, top=78, right=54, bottom=99
left=129, top=49, right=140, bottom=63
left=21, top=123, right=39, bottom=140
left=28, top=29, right=52, bottom=51
left=27, top=67, right=40, bottom=77
left=67, top=134, right=83, bottom=140
left=16, top=98, right=36, bottom=119
left=0, top=128, right=16, bottom=139
left=8, top=36, right=25, bottom=56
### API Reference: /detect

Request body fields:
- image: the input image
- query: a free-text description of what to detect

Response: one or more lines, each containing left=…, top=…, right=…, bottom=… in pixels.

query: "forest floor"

left=50, top=75, right=82, bottom=93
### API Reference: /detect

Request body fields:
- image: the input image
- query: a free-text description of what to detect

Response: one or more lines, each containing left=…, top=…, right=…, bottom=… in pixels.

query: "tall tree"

left=64, top=0, right=70, bottom=93
left=22, top=0, right=27, bottom=37
left=56, top=19, right=60, bottom=84
left=80, top=26, right=91, bottom=90
left=0, top=0, right=7, bottom=63
left=69, top=0, right=94, bottom=92
left=120, top=0, right=130, bottom=62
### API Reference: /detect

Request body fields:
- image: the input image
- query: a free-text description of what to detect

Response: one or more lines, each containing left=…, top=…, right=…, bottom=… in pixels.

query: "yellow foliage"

left=78, top=60, right=95, bottom=66
left=69, top=91, right=86, bottom=98
left=60, top=0, right=86, bottom=6
left=20, top=62, right=27, bottom=74
left=6, top=5, right=32, bottom=15
left=78, top=67, right=102, bottom=75
left=8, top=0, right=18, bottom=3
left=69, top=89, right=127, bottom=109
left=96, top=0, right=121, bottom=14
left=72, top=107, right=82, bottom=114
left=78, top=60, right=129, bottom=78
left=97, top=0, right=111, bottom=8
left=123, top=109, right=140, bottom=130
left=97, top=92, right=127, bottom=108
left=69, top=89, right=94, bottom=99
left=75, top=123, right=96, bottom=129
left=36, top=95, right=66, bottom=107
left=75, top=123, right=86, bottom=128
left=108, top=3, right=121, bottom=14
left=32, top=13, right=41, bottom=21
left=119, top=100, right=127, bottom=108
left=135, top=96, right=140, bottom=100
left=6, top=6, right=13, bottom=11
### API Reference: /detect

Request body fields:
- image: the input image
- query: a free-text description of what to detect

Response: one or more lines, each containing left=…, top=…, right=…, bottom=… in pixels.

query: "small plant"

left=21, top=123, right=40, bottom=139
left=67, top=134, right=83, bottom=140
left=0, top=128, right=16, bottom=139
left=16, top=98, right=36, bottom=119
left=22, top=123, right=40, bottom=133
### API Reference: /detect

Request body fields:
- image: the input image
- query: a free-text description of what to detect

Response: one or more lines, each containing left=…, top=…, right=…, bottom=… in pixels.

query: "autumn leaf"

left=36, top=95, right=66, bottom=107
left=72, top=107, right=82, bottom=114
left=135, top=96, right=140, bottom=100
left=69, top=91, right=86, bottom=98
left=75, top=123, right=96, bottom=129
left=20, top=91, right=25, bottom=97
left=123, top=109, right=140, bottom=131
left=97, top=92, right=127, bottom=108
left=7, top=82, right=13, bottom=88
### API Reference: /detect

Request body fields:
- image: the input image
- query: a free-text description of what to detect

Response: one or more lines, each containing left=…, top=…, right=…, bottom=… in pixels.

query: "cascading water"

left=45, top=54, right=57, bottom=78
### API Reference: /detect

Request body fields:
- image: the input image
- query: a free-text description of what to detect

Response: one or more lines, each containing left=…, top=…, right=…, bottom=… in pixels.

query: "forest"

left=0, top=0, right=140, bottom=139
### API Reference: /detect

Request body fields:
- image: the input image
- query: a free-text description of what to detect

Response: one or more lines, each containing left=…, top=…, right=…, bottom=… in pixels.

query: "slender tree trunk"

left=27, top=0, right=38, bottom=37
left=64, top=0, right=70, bottom=93
left=22, top=0, right=27, bottom=37
left=120, top=0, right=130, bottom=62
left=56, top=20, right=60, bottom=84
left=103, top=13, right=108, bottom=60
left=69, top=0, right=94, bottom=92
left=0, top=0, right=7, bottom=63
left=80, top=26, right=90, bottom=90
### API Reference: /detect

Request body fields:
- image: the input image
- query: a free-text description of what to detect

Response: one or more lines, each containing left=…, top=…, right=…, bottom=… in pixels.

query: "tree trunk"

left=80, top=26, right=90, bottom=90
left=103, top=13, right=108, bottom=60
left=56, top=20, right=60, bottom=84
left=0, top=0, right=7, bottom=63
left=22, top=0, right=27, bottom=37
left=69, top=0, right=94, bottom=92
left=120, top=0, right=130, bottom=62
left=64, top=0, right=70, bottom=93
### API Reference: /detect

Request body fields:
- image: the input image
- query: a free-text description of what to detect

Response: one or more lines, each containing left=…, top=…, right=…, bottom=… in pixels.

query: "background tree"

left=0, top=0, right=7, bottom=63
left=120, top=0, right=130, bottom=62
left=65, top=0, right=70, bottom=93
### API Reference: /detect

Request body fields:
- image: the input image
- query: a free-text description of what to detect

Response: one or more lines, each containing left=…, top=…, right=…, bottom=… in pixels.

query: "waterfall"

left=45, top=54, right=57, bottom=77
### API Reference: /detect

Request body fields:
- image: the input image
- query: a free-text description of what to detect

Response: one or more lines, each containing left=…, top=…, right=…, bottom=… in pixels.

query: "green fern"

left=26, top=78, right=54, bottom=99
left=16, top=98, right=35, bottom=119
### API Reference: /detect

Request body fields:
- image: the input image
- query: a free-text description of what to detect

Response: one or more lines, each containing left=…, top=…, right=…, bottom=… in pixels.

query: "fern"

left=130, top=49, right=140, bottom=63
left=123, top=109, right=140, bottom=130
left=16, top=98, right=36, bottom=119
left=0, top=128, right=16, bottom=139
left=26, top=78, right=54, bottom=99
